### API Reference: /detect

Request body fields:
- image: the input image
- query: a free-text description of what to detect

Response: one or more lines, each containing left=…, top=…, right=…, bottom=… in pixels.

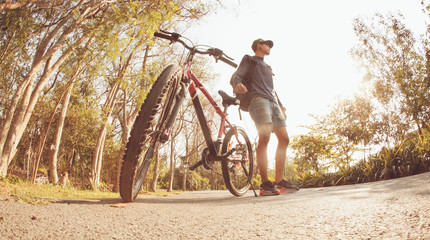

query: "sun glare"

left=188, top=0, right=426, bottom=162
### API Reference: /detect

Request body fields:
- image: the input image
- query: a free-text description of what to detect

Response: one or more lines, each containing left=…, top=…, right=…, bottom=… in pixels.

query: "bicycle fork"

left=159, top=82, right=187, bottom=143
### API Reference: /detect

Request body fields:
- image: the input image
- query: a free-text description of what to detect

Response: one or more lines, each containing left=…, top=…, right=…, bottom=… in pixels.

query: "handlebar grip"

left=154, top=32, right=172, bottom=40
left=219, top=56, right=238, bottom=68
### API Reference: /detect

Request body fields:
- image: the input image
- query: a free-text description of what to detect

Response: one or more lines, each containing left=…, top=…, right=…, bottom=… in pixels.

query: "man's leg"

left=249, top=98, right=282, bottom=195
left=273, top=126, right=299, bottom=192
left=273, top=126, right=289, bottom=183
left=256, top=123, right=272, bottom=183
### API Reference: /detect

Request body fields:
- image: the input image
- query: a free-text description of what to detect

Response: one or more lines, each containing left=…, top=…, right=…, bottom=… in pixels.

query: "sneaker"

left=275, top=179, right=300, bottom=193
left=259, top=181, right=280, bottom=196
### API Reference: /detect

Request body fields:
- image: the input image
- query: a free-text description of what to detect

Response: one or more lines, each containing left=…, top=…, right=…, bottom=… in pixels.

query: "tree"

left=0, top=0, right=237, bottom=191
left=0, top=1, right=113, bottom=177
left=0, top=0, right=216, bottom=178
left=351, top=13, right=430, bottom=142
left=292, top=94, right=377, bottom=184
left=43, top=41, right=91, bottom=184
left=0, top=0, right=39, bottom=11
left=48, top=76, right=77, bottom=184
left=290, top=134, right=333, bottom=176
left=88, top=0, right=216, bottom=189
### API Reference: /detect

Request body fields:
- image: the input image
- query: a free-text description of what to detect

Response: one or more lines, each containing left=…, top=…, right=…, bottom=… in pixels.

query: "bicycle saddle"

left=218, top=90, right=240, bottom=107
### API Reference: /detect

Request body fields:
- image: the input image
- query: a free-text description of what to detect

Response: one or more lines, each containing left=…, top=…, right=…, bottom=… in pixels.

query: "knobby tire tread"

left=119, top=64, right=181, bottom=202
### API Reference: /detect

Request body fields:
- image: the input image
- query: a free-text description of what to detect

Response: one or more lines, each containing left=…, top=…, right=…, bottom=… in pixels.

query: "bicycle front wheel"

left=221, top=126, right=254, bottom=196
left=120, top=64, right=182, bottom=202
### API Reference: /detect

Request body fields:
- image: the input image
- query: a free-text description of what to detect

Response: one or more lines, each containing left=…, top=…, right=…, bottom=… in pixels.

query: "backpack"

left=230, top=55, right=255, bottom=112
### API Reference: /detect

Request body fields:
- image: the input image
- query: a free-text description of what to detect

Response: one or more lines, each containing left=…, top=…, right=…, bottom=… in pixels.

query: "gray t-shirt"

left=231, top=55, right=277, bottom=103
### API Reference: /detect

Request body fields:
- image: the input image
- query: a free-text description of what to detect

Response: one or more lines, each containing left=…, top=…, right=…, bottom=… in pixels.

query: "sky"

left=186, top=0, right=427, bottom=159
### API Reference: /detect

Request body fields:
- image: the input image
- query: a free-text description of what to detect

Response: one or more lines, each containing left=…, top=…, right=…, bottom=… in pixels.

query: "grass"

left=0, top=177, right=182, bottom=204
left=0, top=177, right=120, bottom=204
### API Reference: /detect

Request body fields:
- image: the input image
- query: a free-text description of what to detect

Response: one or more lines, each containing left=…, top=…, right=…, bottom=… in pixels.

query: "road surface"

left=1, top=172, right=429, bottom=239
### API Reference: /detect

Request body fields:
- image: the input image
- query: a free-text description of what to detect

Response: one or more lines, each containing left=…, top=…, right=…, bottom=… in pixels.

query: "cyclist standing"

left=231, top=38, right=299, bottom=196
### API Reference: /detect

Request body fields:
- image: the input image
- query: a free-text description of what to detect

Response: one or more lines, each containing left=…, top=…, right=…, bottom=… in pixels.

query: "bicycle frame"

left=165, top=61, right=241, bottom=160
left=118, top=30, right=257, bottom=203
left=189, top=63, right=236, bottom=155
left=152, top=30, right=247, bottom=163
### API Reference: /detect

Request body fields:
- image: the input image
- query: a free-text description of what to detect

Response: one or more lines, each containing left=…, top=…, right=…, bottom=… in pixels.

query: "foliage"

left=0, top=176, right=119, bottom=204
left=290, top=134, right=333, bottom=176
left=187, top=171, right=211, bottom=191
left=351, top=13, right=430, bottom=139
left=2, top=2, right=428, bottom=194
left=351, top=130, right=430, bottom=182
left=0, top=0, right=227, bottom=191
left=289, top=130, right=429, bottom=188
left=288, top=10, right=430, bottom=188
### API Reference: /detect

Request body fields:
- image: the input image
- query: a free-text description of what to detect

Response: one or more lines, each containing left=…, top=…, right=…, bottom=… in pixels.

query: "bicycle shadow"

left=55, top=198, right=122, bottom=205
left=55, top=190, right=263, bottom=206
left=134, top=191, right=261, bottom=205
left=54, top=172, right=430, bottom=206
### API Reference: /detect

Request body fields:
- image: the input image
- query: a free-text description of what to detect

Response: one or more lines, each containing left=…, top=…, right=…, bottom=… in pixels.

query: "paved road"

left=1, top=172, right=430, bottom=239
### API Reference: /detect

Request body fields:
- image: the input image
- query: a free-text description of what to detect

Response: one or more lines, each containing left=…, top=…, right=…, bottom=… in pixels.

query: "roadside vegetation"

left=0, top=175, right=183, bottom=204
left=0, top=1, right=428, bottom=199
left=0, top=175, right=118, bottom=204
left=288, top=11, right=430, bottom=187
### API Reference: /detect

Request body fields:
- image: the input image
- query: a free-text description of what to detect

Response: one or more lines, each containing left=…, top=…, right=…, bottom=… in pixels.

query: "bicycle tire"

left=120, top=64, right=182, bottom=202
left=221, top=126, right=254, bottom=196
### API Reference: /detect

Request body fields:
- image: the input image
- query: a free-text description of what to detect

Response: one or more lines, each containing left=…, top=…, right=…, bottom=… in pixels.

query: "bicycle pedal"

left=189, top=160, right=203, bottom=171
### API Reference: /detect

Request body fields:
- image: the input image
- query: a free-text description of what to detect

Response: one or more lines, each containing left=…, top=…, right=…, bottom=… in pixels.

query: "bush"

left=292, top=131, right=429, bottom=188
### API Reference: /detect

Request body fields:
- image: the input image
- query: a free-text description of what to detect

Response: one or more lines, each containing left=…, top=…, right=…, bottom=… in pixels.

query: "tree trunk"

left=24, top=136, right=33, bottom=180
left=90, top=120, right=109, bottom=189
left=0, top=1, right=103, bottom=177
left=97, top=50, right=135, bottom=190
left=0, top=35, right=89, bottom=177
left=181, top=134, right=190, bottom=191
left=0, top=57, right=55, bottom=177
left=181, top=170, right=187, bottom=191
left=113, top=86, right=139, bottom=192
left=32, top=62, right=84, bottom=183
left=0, top=0, right=38, bottom=11
left=112, top=95, right=134, bottom=192
left=112, top=140, right=127, bottom=193
left=168, top=138, right=175, bottom=192
left=90, top=79, right=121, bottom=189
left=151, top=147, right=160, bottom=192
left=49, top=82, right=74, bottom=184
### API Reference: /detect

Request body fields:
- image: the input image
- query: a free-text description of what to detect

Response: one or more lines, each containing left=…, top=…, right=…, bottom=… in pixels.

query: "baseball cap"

left=252, top=38, right=274, bottom=52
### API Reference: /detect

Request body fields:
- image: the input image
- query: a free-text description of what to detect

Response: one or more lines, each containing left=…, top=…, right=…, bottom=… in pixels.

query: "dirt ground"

left=1, top=172, right=429, bottom=240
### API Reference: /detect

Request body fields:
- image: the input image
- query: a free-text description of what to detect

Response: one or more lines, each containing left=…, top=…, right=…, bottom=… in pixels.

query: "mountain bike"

left=119, top=30, right=256, bottom=202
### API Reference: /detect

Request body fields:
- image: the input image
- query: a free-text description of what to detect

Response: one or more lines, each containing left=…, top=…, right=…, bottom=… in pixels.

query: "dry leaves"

left=110, top=203, right=128, bottom=208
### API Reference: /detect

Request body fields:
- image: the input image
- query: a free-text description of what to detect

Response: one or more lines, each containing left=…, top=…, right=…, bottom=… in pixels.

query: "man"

left=231, top=38, right=299, bottom=196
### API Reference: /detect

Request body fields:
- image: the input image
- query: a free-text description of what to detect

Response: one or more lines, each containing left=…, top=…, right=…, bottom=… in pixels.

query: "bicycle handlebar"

left=218, top=55, right=238, bottom=68
left=154, top=31, right=238, bottom=68
left=154, top=32, right=178, bottom=41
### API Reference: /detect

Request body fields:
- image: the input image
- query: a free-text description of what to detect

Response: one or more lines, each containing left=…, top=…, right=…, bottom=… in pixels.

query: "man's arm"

left=231, top=55, right=252, bottom=94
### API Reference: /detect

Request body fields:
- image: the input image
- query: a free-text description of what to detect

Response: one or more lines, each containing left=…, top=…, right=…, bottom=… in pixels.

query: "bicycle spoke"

left=221, top=127, right=254, bottom=196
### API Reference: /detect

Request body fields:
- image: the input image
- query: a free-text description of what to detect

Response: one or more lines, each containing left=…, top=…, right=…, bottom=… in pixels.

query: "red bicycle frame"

left=182, top=62, right=240, bottom=157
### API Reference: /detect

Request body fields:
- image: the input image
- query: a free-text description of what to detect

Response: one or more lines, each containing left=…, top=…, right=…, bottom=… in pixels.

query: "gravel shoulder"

left=1, top=172, right=430, bottom=240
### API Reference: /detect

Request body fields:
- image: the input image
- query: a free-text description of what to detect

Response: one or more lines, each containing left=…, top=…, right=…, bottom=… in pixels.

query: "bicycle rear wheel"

left=221, top=126, right=254, bottom=196
left=120, top=64, right=182, bottom=202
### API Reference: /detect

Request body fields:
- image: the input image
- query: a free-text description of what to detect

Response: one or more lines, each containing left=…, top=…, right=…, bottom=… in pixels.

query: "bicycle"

left=119, top=30, right=256, bottom=202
